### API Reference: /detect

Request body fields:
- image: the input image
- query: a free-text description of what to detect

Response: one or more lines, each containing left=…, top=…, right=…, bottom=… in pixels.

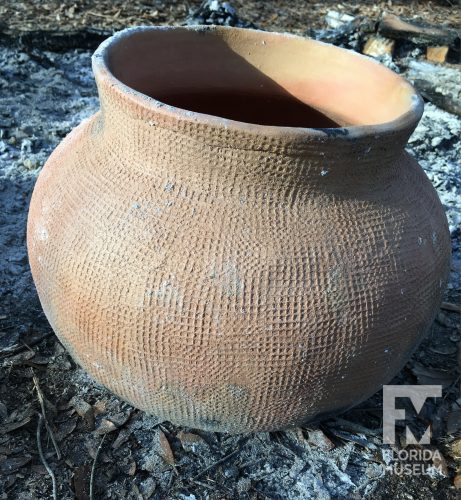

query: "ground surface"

left=0, top=1, right=460, bottom=499
left=1, top=0, right=461, bottom=35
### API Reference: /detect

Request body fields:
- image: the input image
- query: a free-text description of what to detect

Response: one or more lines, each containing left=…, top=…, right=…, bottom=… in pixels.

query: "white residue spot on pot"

left=418, top=236, right=424, bottom=245
left=145, top=279, right=184, bottom=311
left=320, top=169, right=329, bottom=176
left=36, top=224, right=48, bottom=241
left=223, top=263, right=243, bottom=297
left=432, top=231, right=437, bottom=245
left=400, top=288, right=405, bottom=295
left=212, top=261, right=243, bottom=298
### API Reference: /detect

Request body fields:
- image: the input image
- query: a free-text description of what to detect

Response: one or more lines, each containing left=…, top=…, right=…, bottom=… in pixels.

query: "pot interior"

left=104, top=27, right=416, bottom=129
left=152, top=90, right=340, bottom=128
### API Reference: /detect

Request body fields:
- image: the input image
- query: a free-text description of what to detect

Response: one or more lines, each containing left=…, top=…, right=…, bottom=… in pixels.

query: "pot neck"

left=93, top=62, right=420, bottom=198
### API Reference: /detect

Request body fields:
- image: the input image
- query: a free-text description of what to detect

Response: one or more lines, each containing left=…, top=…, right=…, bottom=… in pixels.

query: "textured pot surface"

left=27, top=26, right=451, bottom=433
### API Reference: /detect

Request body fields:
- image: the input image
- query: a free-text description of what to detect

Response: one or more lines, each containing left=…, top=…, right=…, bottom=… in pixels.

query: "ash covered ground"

left=0, top=2, right=460, bottom=498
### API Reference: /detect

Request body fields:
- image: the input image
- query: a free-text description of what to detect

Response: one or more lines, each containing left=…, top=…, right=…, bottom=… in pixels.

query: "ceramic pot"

left=27, top=26, right=450, bottom=433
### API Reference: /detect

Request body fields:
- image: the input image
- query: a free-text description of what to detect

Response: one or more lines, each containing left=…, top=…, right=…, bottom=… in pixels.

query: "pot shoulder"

left=28, top=129, right=450, bottom=329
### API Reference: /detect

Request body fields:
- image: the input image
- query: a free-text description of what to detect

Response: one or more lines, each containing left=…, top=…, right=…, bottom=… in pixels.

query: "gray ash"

left=186, top=0, right=257, bottom=28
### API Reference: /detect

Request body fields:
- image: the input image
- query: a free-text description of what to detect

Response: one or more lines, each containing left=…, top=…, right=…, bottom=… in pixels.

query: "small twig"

left=441, top=301, right=461, bottom=313
left=250, top=486, right=273, bottom=499
left=0, top=331, right=53, bottom=358
left=20, top=339, right=35, bottom=353
left=192, top=447, right=241, bottom=480
left=191, top=479, right=216, bottom=490
left=89, top=434, right=107, bottom=500
left=37, top=414, right=58, bottom=500
left=239, top=457, right=266, bottom=470
left=32, top=371, right=61, bottom=459
left=87, top=10, right=115, bottom=19
left=443, top=374, right=461, bottom=401
left=327, top=416, right=381, bottom=436
left=190, top=478, right=235, bottom=495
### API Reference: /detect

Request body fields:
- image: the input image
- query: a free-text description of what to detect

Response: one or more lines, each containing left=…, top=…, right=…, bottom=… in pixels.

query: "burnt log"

left=379, top=13, right=459, bottom=48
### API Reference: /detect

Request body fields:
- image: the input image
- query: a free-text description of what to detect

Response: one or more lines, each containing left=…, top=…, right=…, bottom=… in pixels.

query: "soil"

left=0, top=1, right=460, bottom=499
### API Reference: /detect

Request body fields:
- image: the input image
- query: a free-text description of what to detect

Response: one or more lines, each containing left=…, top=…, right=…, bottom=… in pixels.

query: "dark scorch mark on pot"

left=312, top=127, right=350, bottom=137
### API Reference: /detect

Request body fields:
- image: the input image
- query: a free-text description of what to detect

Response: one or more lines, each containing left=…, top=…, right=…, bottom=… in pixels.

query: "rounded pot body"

left=27, top=26, right=451, bottom=433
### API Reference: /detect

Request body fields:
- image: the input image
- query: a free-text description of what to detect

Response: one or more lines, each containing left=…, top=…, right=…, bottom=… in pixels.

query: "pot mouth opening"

left=93, top=25, right=423, bottom=139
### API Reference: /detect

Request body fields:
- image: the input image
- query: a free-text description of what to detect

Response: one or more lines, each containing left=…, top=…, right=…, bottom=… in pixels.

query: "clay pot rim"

left=92, top=25, right=424, bottom=142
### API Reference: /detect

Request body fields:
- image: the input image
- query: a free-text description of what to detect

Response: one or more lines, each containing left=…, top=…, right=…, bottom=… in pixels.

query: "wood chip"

left=426, top=46, right=449, bottom=64
left=325, top=10, right=355, bottom=29
left=363, top=36, right=395, bottom=57
left=379, top=13, right=459, bottom=47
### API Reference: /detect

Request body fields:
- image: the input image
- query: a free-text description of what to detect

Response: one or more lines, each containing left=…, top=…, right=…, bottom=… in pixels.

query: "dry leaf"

left=71, top=397, right=95, bottom=430
left=73, top=463, right=91, bottom=500
left=177, top=430, right=206, bottom=452
left=127, top=460, right=136, bottom=475
left=0, top=455, right=31, bottom=474
left=450, top=438, right=461, bottom=459
left=158, top=430, right=175, bottom=465
left=112, top=428, right=131, bottom=450
left=454, top=474, right=461, bottom=489
left=95, top=418, right=117, bottom=435
left=306, top=429, right=335, bottom=451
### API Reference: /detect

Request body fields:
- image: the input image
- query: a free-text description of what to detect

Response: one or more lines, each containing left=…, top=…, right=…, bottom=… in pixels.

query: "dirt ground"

left=1, top=0, right=461, bottom=35
left=0, top=1, right=460, bottom=499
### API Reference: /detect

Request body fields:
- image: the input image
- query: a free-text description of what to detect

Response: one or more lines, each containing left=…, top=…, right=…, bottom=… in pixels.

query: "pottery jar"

left=27, top=26, right=451, bottom=433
